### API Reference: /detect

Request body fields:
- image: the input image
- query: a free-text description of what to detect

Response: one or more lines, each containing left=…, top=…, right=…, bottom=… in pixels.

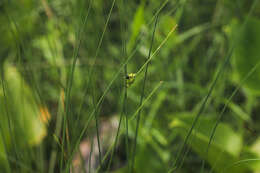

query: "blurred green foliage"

left=1, top=0, right=260, bottom=172
left=231, top=17, right=260, bottom=95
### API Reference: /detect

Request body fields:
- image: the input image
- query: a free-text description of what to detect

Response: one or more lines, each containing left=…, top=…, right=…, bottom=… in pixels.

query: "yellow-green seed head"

left=126, top=73, right=136, bottom=88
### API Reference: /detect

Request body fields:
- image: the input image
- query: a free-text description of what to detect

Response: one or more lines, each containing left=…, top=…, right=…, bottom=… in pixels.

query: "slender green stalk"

left=76, top=0, right=115, bottom=125
left=71, top=3, right=117, bottom=168
left=48, top=89, right=65, bottom=173
left=130, top=14, right=159, bottom=173
left=95, top=129, right=125, bottom=173
left=136, top=24, right=177, bottom=76
left=60, top=0, right=93, bottom=171
left=106, top=93, right=126, bottom=171
left=85, top=0, right=118, bottom=168
left=121, top=0, right=130, bottom=170
left=64, top=1, right=117, bottom=171
left=91, top=83, right=102, bottom=169
left=106, top=0, right=129, bottom=171
left=130, top=81, right=164, bottom=120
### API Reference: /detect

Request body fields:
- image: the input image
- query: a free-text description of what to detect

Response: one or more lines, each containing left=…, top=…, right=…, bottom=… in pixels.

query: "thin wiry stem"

left=60, top=0, right=92, bottom=170
left=130, top=81, right=164, bottom=120
left=65, top=0, right=117, bottom=171
left=130, top=14, right=159, bottom=173
left=91, top=80, right=102, bottom=169
left=136, top=24, right=177, bottom=76
left=72, top=2, right=117, bottom=167
left=76, top=0, right=115, bottom=125
left=105, top=93, right=126, bottom=171
left=106, top=0, right=129, bottom=171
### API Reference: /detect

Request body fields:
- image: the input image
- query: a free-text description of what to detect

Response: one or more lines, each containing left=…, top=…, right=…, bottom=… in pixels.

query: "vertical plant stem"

left=76, top=0, right=116, bottom=124
left=130, top=14, right=159, bottom=173
left=64, top=1, right=117, bottom=171
left=105, top=0, right=129, bottom=171
left=91, top=82, right=102, bottom=169
left=60, top=0, right=93, bottom=170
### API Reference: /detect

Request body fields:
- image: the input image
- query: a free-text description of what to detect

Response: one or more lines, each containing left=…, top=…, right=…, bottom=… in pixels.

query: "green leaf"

left=231, top=17, right=260, bottom=95
left=169, top=113, right=247, bottom=173
left=0, top=64, right=47, bottom=171
left=1, top=64, right=46, bottom=147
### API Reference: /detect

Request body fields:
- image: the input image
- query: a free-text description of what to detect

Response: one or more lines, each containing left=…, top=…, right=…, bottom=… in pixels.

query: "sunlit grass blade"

left=130, top=81, right=164, bottom=121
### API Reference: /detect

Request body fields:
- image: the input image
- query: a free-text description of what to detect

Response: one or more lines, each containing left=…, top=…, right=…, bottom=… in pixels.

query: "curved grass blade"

left=168, top=0, right=260, bottom=172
